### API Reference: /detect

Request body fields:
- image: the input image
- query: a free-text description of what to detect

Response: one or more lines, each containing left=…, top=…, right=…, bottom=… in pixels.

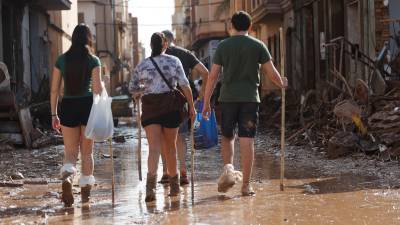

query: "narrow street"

left=1, top=117, right=400, bottom=224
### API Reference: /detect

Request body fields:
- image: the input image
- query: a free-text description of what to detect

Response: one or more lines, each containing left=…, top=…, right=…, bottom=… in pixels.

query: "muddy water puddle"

left=1, top=121, right=400, bottom=224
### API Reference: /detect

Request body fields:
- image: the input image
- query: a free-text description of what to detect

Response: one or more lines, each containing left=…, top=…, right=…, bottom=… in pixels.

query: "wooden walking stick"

left=137, top=98, right=143, bottom=181
left=190, top=118, right=196, bottom=201
left=279, top=27, right=286, bottom=191
left=109, top=138, right=115, bottom=206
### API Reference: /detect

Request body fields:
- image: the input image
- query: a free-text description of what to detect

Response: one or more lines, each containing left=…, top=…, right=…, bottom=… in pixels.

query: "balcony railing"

left=251, top=0, right=282, bottom=23
left=33, top=0, right=72, bottom=10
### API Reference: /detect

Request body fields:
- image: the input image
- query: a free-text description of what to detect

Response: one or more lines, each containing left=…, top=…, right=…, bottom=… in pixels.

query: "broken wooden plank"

left=32, top=134, right=63, bottom=149
left=24, top=179, right=48, bottom=185
left=330, top=70, right=354, bottom=99
left=0, top=133, right=23, bottom=145
left=325, top=81, right=352, bottom=97
left=369, top=119, right=400, bottom=130
left=369, top=111, right=400, bottom=123
left=0, top=181, right=23, bottom=187
left=17, top=107, right=33, bottom=148
left=370, top=127, right=400, bottom=134
left=0, top=121, right=21, bottom=133
left=287, top=122, right=315, bottom=142
left=0, top=143, right=15, bottom=151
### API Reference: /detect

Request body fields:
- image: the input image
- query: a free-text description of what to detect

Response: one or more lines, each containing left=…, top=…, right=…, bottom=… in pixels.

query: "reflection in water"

left=1, top=122, right=400, bottom=224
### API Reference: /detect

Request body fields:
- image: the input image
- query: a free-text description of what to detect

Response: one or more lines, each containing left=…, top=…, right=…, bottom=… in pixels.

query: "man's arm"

left=191, top=62, right=209, bottom=98
left=202, top=63, right=221, bottom=119
left=261, top=61, right=287, bottom=88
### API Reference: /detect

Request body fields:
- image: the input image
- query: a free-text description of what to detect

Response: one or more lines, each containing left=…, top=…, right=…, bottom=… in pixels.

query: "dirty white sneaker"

left=217, top=164, right=243, bottom=193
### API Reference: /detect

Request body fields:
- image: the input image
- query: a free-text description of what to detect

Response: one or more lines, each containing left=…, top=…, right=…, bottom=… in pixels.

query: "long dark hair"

left=64, top=24, right=93, bottom=96
left=150, top=32, right=166, bottom=57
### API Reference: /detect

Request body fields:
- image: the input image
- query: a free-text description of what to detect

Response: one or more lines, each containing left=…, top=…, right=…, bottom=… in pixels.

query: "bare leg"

left=144, top=125, right=162, bottom=176
left=221, top=136, right=234, bottom=165
left=79, top=126, right=95, bottom=203
left=61, top=126, right=80, bottom=167
left=143, top=124, right=163, bottom=202
left=162, top=127, right=179, bottom=177
left=176, top=133, right=187, bottom=173
left=239, top=137, right=254, bottom=184
left=217, top=136, right=239, bottom=193
left=161, top=138, right=168, bottom=175
left=60, top=125, right=80, bottom=207
left=79, top=126, right=94, bottom=176
left=162, top=127, right=180, bottom=196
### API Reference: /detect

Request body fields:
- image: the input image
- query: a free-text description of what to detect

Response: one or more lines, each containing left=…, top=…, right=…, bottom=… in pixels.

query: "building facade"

left=0, top=0, right=75, bottom=103
left=176, top=0, right=398, bottom=100
left=172, top=0, right=230, bottom=70
left=172, top=0, right=192, bottom=48
left=77, top=0, right=135, bottom=95
left=130, top=15, right=139, bottom=68
left=0, top=0, right=73, bottom=147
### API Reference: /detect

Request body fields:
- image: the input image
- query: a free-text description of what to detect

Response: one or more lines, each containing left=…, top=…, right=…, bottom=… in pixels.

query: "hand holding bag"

left=194, top=100, right=218, bottom=149
left=85, top=87, right=114, bottom=141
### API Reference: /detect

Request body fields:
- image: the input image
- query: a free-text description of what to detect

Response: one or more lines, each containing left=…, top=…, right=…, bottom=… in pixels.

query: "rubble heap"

left=286, top=85, right=400, bottom=161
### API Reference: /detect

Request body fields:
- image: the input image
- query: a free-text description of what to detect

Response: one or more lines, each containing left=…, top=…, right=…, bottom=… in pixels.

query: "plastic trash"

left=194, top=100, right=218, bottom=149
left=85, top=88, right=114, bottom=141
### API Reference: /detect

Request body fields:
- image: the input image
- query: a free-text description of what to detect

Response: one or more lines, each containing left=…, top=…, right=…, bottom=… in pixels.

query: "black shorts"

left=141, top=111, right=182, bottom=128
left=59, top=96, right=93, bottom=127
left=220, top=102, right=259, bottom=138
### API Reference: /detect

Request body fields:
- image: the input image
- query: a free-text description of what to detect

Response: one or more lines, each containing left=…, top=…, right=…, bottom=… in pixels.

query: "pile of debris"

left=367, top=90, right=400, bottom=160
left=287, top=83, right=400, bottom=161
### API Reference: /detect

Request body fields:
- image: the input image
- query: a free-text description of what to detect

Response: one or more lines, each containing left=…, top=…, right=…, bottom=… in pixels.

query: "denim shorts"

left=220, top=102, right=259, bottom=138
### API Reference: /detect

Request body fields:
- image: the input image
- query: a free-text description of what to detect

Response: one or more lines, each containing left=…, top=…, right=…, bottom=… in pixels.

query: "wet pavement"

left=1, top=118, right=400, bottom=224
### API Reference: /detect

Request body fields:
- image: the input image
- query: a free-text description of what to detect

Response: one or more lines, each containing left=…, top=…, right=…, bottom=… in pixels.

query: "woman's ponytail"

left=150, top=32, right=165, bottom=57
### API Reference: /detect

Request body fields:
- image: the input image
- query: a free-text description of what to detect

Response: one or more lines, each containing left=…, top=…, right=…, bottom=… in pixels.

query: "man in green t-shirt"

left=202, top=11, right=288, bottom=196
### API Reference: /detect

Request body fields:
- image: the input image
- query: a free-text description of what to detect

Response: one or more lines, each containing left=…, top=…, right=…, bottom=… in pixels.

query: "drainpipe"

left=111, top=0, right=117, bottom=95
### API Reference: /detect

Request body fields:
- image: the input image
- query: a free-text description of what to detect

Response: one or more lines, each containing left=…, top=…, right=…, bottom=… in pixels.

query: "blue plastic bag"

left=194, top=101, right=218, bottom=149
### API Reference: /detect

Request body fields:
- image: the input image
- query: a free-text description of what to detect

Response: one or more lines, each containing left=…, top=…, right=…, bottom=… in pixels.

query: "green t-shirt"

left=213, top=35, right=271, bottom=103
left=55, top=54, right=101, bottom=98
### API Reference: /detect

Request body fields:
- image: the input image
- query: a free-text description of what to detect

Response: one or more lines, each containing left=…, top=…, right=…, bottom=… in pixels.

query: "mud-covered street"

left=0, top=117, right=400, bottom=225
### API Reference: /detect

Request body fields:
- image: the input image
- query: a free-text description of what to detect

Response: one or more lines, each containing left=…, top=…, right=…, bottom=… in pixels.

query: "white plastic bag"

left=85, top=88, right=114, bottom=141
